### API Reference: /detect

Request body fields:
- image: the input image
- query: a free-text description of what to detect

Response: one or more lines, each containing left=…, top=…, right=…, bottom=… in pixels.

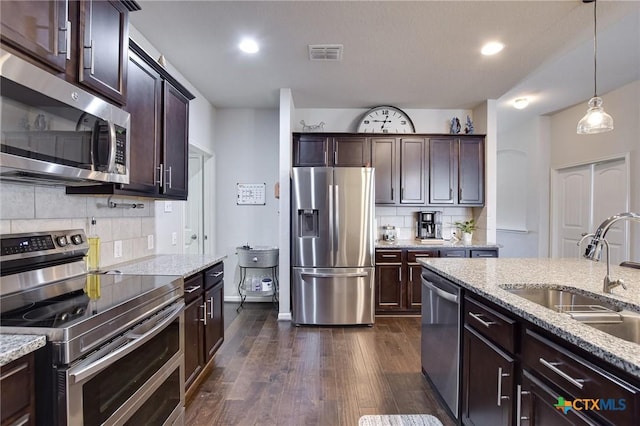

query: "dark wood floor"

left=186, top=303, right=455, bottom=426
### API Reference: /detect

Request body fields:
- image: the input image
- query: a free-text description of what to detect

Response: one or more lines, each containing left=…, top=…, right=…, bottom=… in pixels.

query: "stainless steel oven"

left=0, top=230, right=185, bottom=426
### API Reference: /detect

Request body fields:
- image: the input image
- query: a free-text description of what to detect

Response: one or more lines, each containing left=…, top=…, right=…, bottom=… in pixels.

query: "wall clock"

left=357, top=105, right=415, bottom=133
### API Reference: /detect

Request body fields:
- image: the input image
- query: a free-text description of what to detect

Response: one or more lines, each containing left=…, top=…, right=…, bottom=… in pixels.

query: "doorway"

left=185, top=154, right=204, bottom=254
left=551, top=156, right=629, bottom=264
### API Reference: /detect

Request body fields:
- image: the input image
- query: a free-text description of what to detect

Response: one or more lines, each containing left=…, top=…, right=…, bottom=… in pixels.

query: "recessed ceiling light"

left=481, top=41, right=504, bottom=56
left=239, top=38, right=259, bottom=54
left=513, top=97, right=529, bottom=109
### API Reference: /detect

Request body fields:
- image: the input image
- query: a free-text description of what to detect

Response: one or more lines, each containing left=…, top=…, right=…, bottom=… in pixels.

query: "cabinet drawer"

left=523, top=329, right=640, bottom=426
left=440, top=249, right=466, bottom=258
left=204, top=262, right=224, bottom=290
left=470, top=249, right=498, bottom=258
left=407, top=250, right=438, bottom=262
left=375, top=250, right=402, bottom=263
left=464, top=296, right=516, bottom=353
left=183, top=273, right=204, bottom=304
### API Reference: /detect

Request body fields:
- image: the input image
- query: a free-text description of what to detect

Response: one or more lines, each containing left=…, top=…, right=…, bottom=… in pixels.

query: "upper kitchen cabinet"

left=372, top=137, right=398, bottom=204
left=292, top=133, right=370, bottom=167
left=429, top=136, right=485, bottom=206
left=399, top=137, right=426, bottom=204
left=67, top=40, right=194, bottom=200
left=0, top=0, right=139, bottom=105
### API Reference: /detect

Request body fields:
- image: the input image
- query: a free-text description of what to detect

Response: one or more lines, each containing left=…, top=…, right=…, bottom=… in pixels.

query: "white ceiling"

left=131, top=0, right=640, bottom=122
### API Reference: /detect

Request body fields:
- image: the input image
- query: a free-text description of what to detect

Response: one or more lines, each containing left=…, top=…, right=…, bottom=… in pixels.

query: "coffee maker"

left=416, top=211, right=442, bottom=239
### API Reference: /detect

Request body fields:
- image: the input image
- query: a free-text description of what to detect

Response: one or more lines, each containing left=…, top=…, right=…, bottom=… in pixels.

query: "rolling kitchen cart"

left=236, top=246, right=279, bottom=311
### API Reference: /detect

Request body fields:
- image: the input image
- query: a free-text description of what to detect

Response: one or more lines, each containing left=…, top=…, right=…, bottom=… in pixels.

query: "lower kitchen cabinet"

left=1, top=352, right=35, bottom=426
left=183, top=261, right=224, bottom=397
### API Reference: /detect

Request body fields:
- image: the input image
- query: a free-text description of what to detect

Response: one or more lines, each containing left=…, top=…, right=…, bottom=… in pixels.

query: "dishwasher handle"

left=421, top=275, right=459, bottom=303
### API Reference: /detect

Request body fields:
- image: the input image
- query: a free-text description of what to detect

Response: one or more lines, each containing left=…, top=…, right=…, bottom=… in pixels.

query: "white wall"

left=549, top=80, right=640, bottom=261
left=214, top=108, right=280, bottom=301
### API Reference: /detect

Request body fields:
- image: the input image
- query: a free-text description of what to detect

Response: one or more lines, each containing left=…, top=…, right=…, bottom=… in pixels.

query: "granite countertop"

left=108, top=254, right=227, bottom=277
left=376, top=238, right=500, bottom=249
left=0, top=254, right=227, bottom=364
left=419, top=257, right=640, bottom=379
left=0, top=334, right=46, bottom=367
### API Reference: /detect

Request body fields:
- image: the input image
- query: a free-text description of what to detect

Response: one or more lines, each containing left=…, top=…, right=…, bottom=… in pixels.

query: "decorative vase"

left=462, top=232, right=473, bottom=245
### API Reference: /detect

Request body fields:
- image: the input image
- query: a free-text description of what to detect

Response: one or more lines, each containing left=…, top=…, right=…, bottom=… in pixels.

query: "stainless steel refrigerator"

left=292, top=167, right=375, bottom=325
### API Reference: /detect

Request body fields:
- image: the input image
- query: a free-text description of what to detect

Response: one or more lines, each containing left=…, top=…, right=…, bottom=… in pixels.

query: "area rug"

left=358, top=414, right=443, bottom=426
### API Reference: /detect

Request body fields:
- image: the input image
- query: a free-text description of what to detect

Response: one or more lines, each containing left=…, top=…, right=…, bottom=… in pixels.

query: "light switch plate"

left=147, top=235, right=154, bottom=250
left=164, top=201, right=173, bottom=212
left=114, top=240, right=123, bottom=258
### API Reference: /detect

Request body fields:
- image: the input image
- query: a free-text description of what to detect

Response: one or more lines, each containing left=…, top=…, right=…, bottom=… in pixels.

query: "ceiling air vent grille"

left=308, top=44, right=343, bottom=61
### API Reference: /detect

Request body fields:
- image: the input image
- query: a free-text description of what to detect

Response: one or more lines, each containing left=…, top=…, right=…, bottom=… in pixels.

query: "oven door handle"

left=68, top=301, right=184, bottom=383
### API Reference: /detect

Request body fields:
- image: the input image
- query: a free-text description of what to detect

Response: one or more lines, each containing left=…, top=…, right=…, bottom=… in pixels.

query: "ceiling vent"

left=308, top=44, right=343, bottom=61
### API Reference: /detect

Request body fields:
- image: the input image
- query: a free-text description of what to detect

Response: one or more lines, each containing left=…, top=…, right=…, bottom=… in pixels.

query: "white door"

left=184, top=154, right=203, bottom=254
left=552, top=158, right=628, bottom=263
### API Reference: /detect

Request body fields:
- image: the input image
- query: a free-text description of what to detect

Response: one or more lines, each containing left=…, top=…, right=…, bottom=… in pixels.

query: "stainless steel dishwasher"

left=421, top=268, right=463, bottom=420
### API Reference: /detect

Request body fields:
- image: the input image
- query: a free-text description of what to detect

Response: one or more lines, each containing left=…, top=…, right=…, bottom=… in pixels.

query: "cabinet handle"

left=401, top=187, right=404, bottom=200
left=459, top=187, right=462, bottom=201
left=381, top=254, right=397, bottom=258
left=324, top=150, right=328, bottom=165
left=156, top=164, right=164, bottom=186
left=496, top=367, right=510, bottom=407
left=334, top=150, right=337, bottom=165
left=398, top=268, right=402, bottom=282
left=0, top=361, right=28, bottom=380
left=184, top=285, right=201, bottom=293
left=209, top=271, right=223, bottom=278
left=410, top=268, right=413, bottom=283
left=469, top=312, right=496, bottom=328
left=539, top=358, right=584, bottom=389
left=200, top=303, right=207, bottom=325
left=516, top=385, right=530, bottom=426
left=12, top=414, right=30, bottom=426
left=449, top=188, right=452, bottom=200
left=209, top=297, right=214, bottom=319
left=391, top=188, right=394, bottom=200
left=166, top=166, right=173, bottom=189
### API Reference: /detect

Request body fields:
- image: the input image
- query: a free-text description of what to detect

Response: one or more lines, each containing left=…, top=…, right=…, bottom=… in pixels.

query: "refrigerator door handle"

left=301, top=272, right=369, bottom=279
left=328, top=183, right=334, bottom=264
left=333, top=184, right=340, bottom=264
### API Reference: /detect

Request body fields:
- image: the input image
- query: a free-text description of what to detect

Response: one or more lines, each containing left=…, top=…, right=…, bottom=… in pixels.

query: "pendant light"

left=577, top=0, right=614, bottom=134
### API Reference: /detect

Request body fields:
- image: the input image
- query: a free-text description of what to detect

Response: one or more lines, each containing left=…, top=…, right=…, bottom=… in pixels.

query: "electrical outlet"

left=171, top=232, right=177, bottom=245
left=114, top=240, right=123, bottom=258
left=164, top=201, right=173, bottom=212
left=147, top=235, right=154, bottom=250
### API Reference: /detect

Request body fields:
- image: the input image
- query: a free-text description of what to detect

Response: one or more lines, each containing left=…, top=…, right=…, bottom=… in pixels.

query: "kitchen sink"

left=503, top=287, right=621, bottom=313
left=503, top=287, right=640, bottom=345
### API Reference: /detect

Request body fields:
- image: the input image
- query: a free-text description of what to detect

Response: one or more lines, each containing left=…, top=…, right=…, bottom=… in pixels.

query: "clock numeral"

left=382, top=109, right=389, bottom=116
left=363, top=120, right=370, bottom=124
left=382, top=129, right=389, bottom=133
left=401, top=120, right=407, bottom=125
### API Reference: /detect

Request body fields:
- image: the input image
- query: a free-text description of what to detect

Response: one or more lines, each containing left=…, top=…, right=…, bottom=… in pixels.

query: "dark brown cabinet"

left=1, top=0, right=138, bottom=105
left=462, top=294, right=517, bottom=426
left=429, top=137, right=484, bottom=206
left=399, top=138, right=427, bottom=204
left=292, top=134, right=370, bottom=167
left=371, top=137, right=397, bottom=204
left=184, top=262, right=224, bottom=397
left=375, top=249, right=438, bottom=314
left=67, top=40, right=194, bottom=200
left=1, top=352, right=35, bottom=426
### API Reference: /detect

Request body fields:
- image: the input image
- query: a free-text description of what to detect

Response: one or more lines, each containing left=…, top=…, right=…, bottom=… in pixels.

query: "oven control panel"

left=1, top=230, right=88, bottom=257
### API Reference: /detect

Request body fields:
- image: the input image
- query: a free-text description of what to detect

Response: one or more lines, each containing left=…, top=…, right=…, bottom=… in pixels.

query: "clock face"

left=357, top=106, right=415, bottom=133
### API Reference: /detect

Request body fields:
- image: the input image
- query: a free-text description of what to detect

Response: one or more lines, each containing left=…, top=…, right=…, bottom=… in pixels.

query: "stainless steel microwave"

left=0, top=50, right=130, bottom=186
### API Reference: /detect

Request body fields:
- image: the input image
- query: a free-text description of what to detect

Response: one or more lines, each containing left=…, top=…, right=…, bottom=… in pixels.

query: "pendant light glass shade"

left=577, top=0, right=613, bottom=135
left=577, top=96, right=614, bottom=134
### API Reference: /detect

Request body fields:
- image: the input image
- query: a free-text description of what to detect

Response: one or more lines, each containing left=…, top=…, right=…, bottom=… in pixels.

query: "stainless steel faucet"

left=581, top=212, right=640, bottom=293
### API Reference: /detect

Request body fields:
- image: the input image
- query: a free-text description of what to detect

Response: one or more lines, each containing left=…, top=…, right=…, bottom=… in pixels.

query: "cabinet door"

left=375, top=263, right=403, bottom=311
left=519, top=371, right=596, bottom=426
left=407, top=264, right=423, bottom=311
left=184, top=297, right=204, bottom=391
left=0, top=352, right=35, bottom=426
left=459, top=138, right=484, bottom=205
left=470, top=249, right=498, bottom=258
left=332, top=136, right=370, bottom=166
left=399, top=138, right=426, bottom=204
left=78, top=0, right=128, bottom=104
left=440, top=249, right=467, bottom=258
left=462, top=325, right=514, bottom=426
left=121, top=50, right=161, bottom=195
left=162, top=81, right=189, bottom=199
left=293, top=134, right=329, bottom=166
left=429, top=138, right=456, bottom=204
left=204, top=283, right=224, bottom=362
left=0, top=0, right=68, bottom=72
left=372, top=138, right=398, bottom=204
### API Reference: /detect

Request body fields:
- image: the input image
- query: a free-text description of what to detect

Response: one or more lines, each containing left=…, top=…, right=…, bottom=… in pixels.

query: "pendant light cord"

left=593, top=0, right=598, bottom=97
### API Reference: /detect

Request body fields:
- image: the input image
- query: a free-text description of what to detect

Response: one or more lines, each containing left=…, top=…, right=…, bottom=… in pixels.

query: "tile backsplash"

left=0, top=183, right=155, bottom=268
left=375, top=206, right=475, bottom=241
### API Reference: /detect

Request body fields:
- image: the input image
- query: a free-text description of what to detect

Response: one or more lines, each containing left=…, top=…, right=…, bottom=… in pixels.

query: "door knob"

left=190, top=234, right=197, bottom=240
